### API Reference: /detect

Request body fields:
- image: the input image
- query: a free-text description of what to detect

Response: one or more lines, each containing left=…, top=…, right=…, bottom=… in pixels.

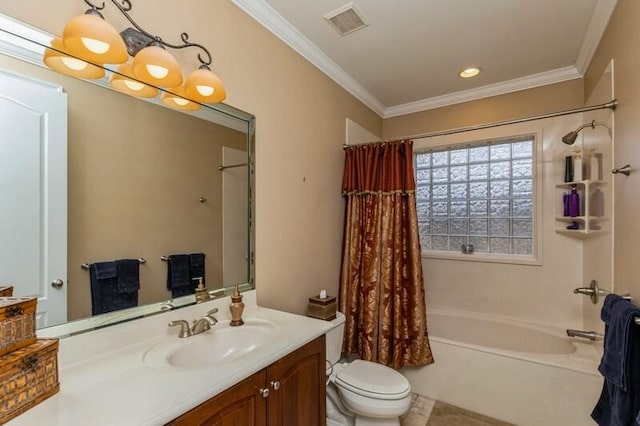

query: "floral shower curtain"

left=339, top=140, right=433, bottom=369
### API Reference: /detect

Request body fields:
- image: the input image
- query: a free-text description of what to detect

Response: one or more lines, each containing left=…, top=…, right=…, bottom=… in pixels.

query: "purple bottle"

left=568, top=185, right=580, bottom=217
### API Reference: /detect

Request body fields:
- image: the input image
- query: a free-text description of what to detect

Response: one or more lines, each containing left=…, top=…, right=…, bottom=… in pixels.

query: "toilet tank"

left=326, top=311, right=346, bottom=364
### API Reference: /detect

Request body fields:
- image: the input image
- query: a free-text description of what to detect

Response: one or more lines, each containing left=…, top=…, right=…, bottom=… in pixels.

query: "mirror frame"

left=0, top=13, right=256, bottom=337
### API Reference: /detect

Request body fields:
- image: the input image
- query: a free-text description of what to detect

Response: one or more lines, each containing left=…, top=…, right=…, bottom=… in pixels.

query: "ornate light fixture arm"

left=83, top=0, right=212, bottom=67
left=49, top=0, right=226, bottom=104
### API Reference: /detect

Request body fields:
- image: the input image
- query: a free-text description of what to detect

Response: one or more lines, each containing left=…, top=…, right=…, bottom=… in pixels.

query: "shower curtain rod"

left=343, top=98, right=617, bottom=149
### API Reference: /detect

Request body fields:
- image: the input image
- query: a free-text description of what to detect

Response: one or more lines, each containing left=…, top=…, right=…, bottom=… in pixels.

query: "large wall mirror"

left=0, top=14, right=255, bottom=336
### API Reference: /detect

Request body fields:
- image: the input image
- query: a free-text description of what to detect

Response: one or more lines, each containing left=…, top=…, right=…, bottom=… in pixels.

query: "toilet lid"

left=335, top=359, right=410, bottom=400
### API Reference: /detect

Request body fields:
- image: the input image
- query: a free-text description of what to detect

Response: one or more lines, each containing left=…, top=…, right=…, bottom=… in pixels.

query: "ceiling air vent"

left=324, top=2, right=368, bottom=36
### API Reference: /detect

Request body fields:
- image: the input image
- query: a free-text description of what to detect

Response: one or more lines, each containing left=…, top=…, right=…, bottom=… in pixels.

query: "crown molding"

left=384, top=66, right=582, bottom=118
left=232, top=0, right=612, bottom=119
left=231, top=0, right=386, bottom=116
left=575, top=0, right=618, bottom=74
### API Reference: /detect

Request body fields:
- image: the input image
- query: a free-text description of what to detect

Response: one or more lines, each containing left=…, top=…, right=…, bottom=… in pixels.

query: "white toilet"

left=326, top=312, right=412, bottom=426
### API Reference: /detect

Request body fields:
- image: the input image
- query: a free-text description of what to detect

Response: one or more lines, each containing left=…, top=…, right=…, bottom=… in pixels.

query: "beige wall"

left=585, top=0, right=640, bottom=299
left=383, top=80, right=584, bottom=140
left=0, top=54, right=246, bottom=320
left=0, top=0, right=383, bottom=316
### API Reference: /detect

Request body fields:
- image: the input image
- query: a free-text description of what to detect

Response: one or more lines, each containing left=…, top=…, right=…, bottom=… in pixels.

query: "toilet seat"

left=334, top=359, right=411, bottom=400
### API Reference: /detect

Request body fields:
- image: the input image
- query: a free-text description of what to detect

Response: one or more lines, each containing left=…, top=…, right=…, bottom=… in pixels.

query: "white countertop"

left=7, top=291, right=334, bottom=425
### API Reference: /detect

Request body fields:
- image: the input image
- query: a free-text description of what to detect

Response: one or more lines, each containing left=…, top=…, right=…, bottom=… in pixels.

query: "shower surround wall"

left=382, top=79, right=590, bottom=329
left=581, top=64, right=614, bottom=333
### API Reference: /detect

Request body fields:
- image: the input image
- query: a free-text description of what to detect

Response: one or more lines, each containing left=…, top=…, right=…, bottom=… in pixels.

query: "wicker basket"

left=0, top=339, right=59, bottom=424
left=0, top=287, right=13, bottom=297
left=0, top=297, right=37, bottom=357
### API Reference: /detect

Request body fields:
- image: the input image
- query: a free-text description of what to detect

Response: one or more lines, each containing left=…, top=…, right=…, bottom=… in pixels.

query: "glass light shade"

left=161, top=86, right=201, bottom=111
left=184, top=68, right=226, bottom=103
left=110, top=64, right=158, bottom=98
left=43, top=38, right=105, bottom=79
left=62, top=13, right=128, bottom=64
left=133, top=45, right=182, bottom=87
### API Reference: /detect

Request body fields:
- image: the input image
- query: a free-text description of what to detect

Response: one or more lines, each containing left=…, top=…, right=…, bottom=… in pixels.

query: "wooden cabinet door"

left=266, top=335, right=326, bottom=426
left=167, top=369, right=268, bottom=426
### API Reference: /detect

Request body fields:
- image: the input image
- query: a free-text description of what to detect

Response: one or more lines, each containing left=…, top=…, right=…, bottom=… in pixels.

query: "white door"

left=0, top=69, right=67, bottom=328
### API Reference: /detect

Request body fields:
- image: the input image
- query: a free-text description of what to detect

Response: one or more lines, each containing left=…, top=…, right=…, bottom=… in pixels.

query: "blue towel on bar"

left=94, top=261, right=117, bottom=280
left=167, top=254, right=193, bottom=298
left=116, top=259, right=140, bottom=294
left=591, top=294, right=640, bottom=426
left=89, top=260, right=139, bottom=315
left=189, top=253, right=206, bottom=284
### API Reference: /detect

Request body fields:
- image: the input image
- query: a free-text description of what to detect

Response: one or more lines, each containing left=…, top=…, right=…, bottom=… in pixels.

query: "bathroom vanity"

left=6, top=291, right=332, bottom=425
left=168, top=336, right=325, bottom=425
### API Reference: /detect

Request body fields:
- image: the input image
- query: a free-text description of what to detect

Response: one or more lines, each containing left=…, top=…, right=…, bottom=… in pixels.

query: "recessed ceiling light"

left=459, top=67, right=481, bottom=78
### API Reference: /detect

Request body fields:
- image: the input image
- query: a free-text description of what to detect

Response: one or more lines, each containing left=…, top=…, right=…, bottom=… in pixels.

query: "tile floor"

left=401, top=394, right=515, bottom=426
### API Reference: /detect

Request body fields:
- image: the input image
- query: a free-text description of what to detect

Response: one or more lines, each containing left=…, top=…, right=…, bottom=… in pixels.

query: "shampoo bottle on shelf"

left=590, top=187, right=605, bottom=217
left=568, top=185, right=580, bottom=217
left=563, top=192, right=570, bottom=216
left=573, top=150, right=583, bottom=181
left=589, top=150, right=602, bottom=181
left=564, top=156, right=574, bottom=182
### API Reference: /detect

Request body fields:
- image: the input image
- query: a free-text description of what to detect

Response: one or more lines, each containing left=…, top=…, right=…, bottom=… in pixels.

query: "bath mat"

left=424, top=400, right=514, bottom=426
left=401, top=394, right=435, bottom=426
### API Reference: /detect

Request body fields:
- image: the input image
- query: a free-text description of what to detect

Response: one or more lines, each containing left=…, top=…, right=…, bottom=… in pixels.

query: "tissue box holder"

left=0, top=297, right=37, bottom=357
left=307, top=295, right=337, bottom=321
left=0, top=338, right=60, bottom=424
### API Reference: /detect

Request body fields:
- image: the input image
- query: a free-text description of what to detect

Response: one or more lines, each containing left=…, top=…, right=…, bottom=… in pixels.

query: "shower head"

left=562, top=130, right=581, bottom=145
left=561, top=120, right=609, bottom=145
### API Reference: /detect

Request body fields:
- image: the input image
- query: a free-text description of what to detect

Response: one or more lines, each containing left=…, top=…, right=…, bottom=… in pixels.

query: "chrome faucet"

left=566, top=329, right=603, bottom=341
left=191, top=308, right=220, bottom=335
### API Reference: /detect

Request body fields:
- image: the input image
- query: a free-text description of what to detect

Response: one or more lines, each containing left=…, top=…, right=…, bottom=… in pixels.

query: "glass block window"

left=415, top=136, right=534, bottom=256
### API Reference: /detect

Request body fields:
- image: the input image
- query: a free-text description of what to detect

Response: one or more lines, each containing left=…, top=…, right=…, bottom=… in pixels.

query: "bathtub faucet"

left=566, top=329, right=603, bottom=341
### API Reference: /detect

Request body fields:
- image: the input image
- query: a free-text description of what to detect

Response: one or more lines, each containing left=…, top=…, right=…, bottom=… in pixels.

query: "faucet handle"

left=205, top=308, right=219, bottom=325
left=169, top=320, right=192, bottom=338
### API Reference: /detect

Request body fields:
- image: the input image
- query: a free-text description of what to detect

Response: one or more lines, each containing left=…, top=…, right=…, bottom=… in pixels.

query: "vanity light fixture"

left=161, top=86, right=201, bottom=111
left=459, top=67, right=481, bottom=78
left=109, top=64, right=158, bottom=98
left=61, top=4, right=128, bottom=64
left=44, top=38, right=106, bottom=79
left=132, top=42, right=183, bottom=88
left=46, top=0, right=226, bottom=106
left=184, top=65, right=227, bottom=103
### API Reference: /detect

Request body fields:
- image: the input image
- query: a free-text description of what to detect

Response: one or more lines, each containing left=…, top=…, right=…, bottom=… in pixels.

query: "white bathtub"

left=401, top=310, right=604, bottom=426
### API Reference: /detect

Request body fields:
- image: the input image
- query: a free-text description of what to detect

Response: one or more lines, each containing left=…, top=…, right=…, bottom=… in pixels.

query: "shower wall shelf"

left=554, top=180, right=607, bottom=237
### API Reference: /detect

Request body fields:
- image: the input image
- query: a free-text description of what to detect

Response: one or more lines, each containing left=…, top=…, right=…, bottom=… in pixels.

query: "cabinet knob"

left=270, top=381, right=281, bottom=391
left=259, top=388, right=270, bottom=398
left=51, top=279, right=64, bottom=289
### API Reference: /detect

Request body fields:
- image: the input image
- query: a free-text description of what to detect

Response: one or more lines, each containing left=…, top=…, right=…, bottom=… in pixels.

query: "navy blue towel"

left=116, top=259, right=140, bottom=294
left=189, top=253, right=206, bottom=284
left=167, top=254, right=193, bottom=298
left=165, top=253, right=206, bottom=298
left=89, top=260, right=139, bottom=315
left=94, top=261, right=117, bottom=280
left=591, top=294, right=640, bottom=426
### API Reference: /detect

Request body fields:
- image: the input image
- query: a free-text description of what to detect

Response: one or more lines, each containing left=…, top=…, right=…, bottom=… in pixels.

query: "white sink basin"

left=143, top=318, right=279, bottom=370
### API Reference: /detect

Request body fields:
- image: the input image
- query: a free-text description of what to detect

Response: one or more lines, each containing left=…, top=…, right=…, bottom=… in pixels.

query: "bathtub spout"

left=566, top=329, right=603, bottom=341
